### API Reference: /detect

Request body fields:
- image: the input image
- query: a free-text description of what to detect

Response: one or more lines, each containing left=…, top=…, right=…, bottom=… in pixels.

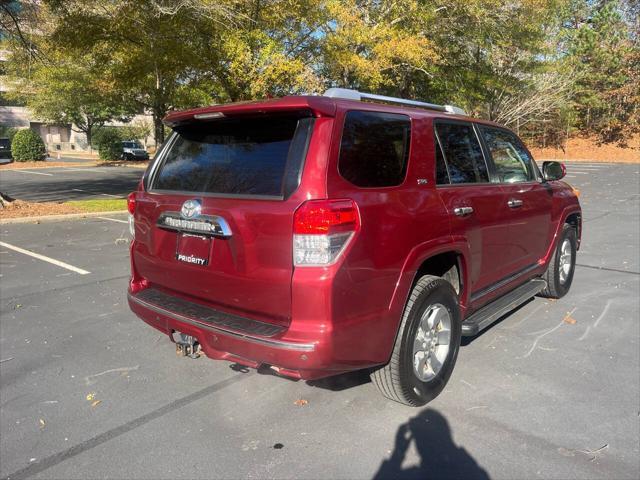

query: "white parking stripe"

left=0, top=241, right=90, bottom=275
left=565, top=163, right=613, bottom=167
left=567, top=165, right=605, bottom=168
left=7, top=170, right=53, bottom=176
left=97, top=216, right=128, bottom=224
left=71, top=188, right=121, bottom=198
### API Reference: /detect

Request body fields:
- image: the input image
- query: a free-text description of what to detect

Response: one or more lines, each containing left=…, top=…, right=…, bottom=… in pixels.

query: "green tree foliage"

left=94, top=128, right=123, bottom=161
left=11, top=129, right=47, bottom=162
left=26, top=56, right=132, bottom=148
left=1, top=0, right=638, bottom=147
left=563, top=0, right=639, bottom=143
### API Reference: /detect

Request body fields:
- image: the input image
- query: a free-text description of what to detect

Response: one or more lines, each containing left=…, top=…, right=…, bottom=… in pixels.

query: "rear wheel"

left=371, top=275, right=461, bottom=406
left=539, top=224, right=577, bottom=299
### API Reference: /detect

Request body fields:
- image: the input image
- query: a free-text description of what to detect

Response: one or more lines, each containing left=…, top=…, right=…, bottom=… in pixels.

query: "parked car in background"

left=0, top=138, right=13, bottom=164
left=121, top=141, right=149, bottom=161
left=127, top=89, right=581, bottom=406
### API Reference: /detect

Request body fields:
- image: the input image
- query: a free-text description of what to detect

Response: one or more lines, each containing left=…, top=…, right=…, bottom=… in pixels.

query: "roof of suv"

left=161, top=94, right=502, bottom=127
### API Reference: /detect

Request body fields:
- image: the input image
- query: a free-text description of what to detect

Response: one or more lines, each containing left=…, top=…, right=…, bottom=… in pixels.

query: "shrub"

left=96, top=128, right=123, bottom=161
left=11, top=129, right=47, bottom=162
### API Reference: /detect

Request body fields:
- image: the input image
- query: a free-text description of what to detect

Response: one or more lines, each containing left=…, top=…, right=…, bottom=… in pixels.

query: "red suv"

left=127, top=89, right=581, bottom=406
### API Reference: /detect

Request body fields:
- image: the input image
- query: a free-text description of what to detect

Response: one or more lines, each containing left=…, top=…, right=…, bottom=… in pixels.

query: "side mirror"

left=542, top=161, right=566, bottom=181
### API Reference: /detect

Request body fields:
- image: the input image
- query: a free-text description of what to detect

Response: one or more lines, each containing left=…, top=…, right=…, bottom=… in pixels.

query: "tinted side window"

left=435, top=123, right=488, bottom=184
left=480, top=126, right=534, bottom=183
left=435, top=140, right=450, bottom=184
left=338, top=111, right=410, bottom=187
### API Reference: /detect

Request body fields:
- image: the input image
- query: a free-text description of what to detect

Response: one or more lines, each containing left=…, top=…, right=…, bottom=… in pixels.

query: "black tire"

left=539, top=224, right=577, bottom=299
left=370, top=275, right=462, bottom=406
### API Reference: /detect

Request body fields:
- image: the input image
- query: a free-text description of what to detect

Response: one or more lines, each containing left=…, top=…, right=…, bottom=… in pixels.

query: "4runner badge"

left=181, top=199, right=202, bottom=219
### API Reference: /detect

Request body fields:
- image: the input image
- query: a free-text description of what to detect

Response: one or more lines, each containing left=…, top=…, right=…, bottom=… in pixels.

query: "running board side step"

left=461, top=279, right=547, bottom=336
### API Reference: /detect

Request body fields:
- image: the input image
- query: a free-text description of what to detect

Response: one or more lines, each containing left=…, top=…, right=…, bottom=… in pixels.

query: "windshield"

left=151, top=113, right=313, bottom=197
left=123, top=141, right=142, bottom=149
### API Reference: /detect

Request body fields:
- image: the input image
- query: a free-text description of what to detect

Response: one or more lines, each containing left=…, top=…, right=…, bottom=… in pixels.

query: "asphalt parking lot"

left=0, top=166, right=143, bottom=202
left=0, top=162, right=638, bottom=479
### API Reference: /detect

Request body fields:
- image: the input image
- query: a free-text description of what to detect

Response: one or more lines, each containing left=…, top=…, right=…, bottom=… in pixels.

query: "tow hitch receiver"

left=172, top=331, right=201, bottom=359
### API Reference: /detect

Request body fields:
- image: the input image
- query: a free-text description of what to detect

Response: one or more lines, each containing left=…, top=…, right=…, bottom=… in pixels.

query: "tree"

left=563, top=0, right=639, bottom=143
left=26, top=56, right=132, bottom=148
left=44, top=0, right=232, bottom=145
left=319, top=0, right=438, bottom=96
left=190, top=0, right=325, bottom=102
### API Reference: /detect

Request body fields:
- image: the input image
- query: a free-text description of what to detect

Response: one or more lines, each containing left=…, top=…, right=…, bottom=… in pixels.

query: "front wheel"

left=539, top=224, right=577, bottom=299
left=371, top=275, right=461, bottom=406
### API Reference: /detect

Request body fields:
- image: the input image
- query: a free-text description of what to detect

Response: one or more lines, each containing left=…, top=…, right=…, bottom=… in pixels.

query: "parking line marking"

left=97, top=216, right=128, bottom=224
left=0, top=241, right=90, bottom=275
left=7, top=170, right=53, bottom=176
left=567, top=166, right=605, bottom=169
left=71, top=188, right=121, bottom=198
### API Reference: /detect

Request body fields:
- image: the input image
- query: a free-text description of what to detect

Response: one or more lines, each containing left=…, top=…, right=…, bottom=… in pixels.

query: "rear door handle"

left=507, top=199, right=523, bottom=208
left=454, top=206, right=474, bottom=217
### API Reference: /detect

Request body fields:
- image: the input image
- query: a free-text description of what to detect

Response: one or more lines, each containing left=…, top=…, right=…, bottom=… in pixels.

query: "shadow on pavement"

left=307, top=369, right=372, bottom=391
left=374, top=408, right=489, bottom=480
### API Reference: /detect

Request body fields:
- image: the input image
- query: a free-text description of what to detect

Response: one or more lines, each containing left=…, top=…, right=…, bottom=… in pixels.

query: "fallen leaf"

left=564, top=314, right=577, bottom=325
left=38, top=418, right=46, bottom=428
left=91, top=400, right=101, bottom=408
left=86, top=393, right=95, bottom=401
left=294, top=399, right=308, bottom=406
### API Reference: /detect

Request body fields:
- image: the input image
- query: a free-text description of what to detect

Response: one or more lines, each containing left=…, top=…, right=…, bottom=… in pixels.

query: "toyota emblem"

left=181, top=199, right=202, bottom=219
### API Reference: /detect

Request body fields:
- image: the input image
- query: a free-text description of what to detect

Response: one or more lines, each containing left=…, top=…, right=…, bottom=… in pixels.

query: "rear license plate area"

left=175, top=233, right=211, bottom=266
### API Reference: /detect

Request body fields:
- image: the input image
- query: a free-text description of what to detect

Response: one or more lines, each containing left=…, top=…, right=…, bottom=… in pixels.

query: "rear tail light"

left=293, top=199, right=359, bottom=266
left=127, top=192, right=136, bottom=236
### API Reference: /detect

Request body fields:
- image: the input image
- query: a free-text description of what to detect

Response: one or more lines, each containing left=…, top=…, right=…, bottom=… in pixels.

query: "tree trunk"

left=85, top=124, right=92, bottom=151
left=153, top=113, right=165, bottom=146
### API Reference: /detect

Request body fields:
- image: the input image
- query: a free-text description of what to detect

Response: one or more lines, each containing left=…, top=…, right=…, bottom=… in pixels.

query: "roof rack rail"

left=323, top=88, right=466, bottom=115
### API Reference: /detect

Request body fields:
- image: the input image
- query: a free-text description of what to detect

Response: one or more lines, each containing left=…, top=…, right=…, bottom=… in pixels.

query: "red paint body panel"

left=128, top=95, right=581, bottom=379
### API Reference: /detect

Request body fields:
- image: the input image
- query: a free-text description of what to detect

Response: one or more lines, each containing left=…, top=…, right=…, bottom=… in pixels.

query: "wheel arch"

left=384, top=241, right=470, bottom=362
left=564, top=211, right=582, bottom=249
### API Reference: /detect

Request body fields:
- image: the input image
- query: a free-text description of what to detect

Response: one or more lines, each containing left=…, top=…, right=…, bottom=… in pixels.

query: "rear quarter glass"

left=150, top=112, right=314, bottom=199
left=337, top=111, right=411, bottom=188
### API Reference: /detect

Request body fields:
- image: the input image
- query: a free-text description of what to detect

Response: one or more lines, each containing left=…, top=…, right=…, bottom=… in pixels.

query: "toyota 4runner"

left=127, top=88, right=581, bottom=406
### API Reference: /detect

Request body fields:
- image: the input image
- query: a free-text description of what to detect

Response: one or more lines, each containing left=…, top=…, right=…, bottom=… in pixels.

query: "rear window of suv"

left=152, top=113, right=313, bottom=198
left=338, top=111, right=411, bottom=188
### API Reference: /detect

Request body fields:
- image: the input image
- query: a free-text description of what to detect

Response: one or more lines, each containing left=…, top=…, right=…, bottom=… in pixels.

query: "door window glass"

left=480, top=127, right=534, bottom=183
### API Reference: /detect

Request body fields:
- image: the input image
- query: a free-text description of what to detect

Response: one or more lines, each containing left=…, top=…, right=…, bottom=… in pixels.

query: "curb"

left=0, top=210, right=128, bottom=225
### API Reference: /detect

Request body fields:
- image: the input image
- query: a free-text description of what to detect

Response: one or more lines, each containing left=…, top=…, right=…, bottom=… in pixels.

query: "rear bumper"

left=128, top=288, right=353, bottom=380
